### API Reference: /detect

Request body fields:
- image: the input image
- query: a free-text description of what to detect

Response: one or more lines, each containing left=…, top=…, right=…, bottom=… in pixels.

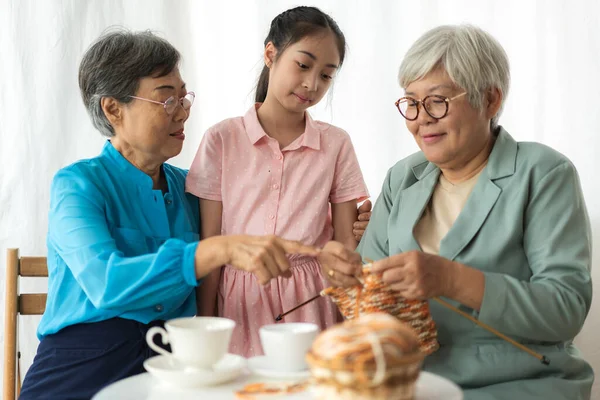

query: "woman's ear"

left=101, top=97, right=123, bottom=128
left=485, top=87, right=503, bottom=120
left=264, top=41, right=277, bottom=68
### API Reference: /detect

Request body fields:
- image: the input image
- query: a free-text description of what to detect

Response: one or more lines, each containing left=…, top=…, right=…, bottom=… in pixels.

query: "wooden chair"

left=3, top=248, right=47, bottom=400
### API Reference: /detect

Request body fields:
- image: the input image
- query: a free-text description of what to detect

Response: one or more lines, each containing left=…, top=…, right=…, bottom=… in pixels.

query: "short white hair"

left=398, top=25, right=510, bottom=130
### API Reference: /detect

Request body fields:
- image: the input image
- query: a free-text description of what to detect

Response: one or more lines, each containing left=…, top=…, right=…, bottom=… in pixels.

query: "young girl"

left=186, top=6, right=368, bottom=357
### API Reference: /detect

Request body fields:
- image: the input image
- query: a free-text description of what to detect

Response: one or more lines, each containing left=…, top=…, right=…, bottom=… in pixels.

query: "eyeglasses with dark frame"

left=129, top=91, right=195, bottom=115
left=395, top=92, right=467, bottom=121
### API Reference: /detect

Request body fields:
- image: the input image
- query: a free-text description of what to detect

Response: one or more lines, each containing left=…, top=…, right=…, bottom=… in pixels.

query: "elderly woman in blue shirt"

left=19, top=31, right=367, bottom=399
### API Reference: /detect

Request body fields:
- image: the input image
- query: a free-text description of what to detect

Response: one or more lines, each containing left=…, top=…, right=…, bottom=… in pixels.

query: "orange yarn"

left=306, top=314, right=425, bottom=400
left=321, top=265, right=439, bottom=354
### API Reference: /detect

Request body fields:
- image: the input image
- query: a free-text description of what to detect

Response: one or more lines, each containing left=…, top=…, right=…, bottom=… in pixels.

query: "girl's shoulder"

left=310, top=119, right=353, bottom=147
left=311, top=119, right=349, bottom=136
left=205, top=116, right=246, bottom=138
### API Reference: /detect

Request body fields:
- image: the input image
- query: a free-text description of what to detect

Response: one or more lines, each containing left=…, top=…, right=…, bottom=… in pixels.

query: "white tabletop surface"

left=93, top=370, right=463, bottom=400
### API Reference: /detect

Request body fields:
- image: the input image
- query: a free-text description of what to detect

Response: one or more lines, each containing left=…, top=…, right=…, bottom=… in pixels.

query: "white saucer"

left=143, top=353, right=247, bottom=388
left=247, top=356, right=311, bottom=380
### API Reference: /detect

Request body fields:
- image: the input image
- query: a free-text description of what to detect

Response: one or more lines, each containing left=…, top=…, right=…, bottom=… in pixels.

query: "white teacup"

left=146, top=317, right=235, bottom=369
left=259, top=323, right=319, bottom=372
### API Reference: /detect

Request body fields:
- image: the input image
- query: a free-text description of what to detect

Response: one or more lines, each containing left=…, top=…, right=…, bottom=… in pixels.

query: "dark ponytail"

left=255, top=6, right=346, bottom=103
left=255, top=65, right=271, bottom=104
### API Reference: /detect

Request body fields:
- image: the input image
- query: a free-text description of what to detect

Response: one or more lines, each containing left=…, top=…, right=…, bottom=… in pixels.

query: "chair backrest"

left=3, top=248, right=48, bottom=400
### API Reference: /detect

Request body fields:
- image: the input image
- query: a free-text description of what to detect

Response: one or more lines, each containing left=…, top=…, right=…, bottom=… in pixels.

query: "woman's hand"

left=195, top=235, right=319, bottom=285
left=224, top=235, right=319, bottom=284
left=371, top=251, right=456, bottom=299
left=318, top=241, right=363, bottom=287
left=370, top=251, right=485, bottom=310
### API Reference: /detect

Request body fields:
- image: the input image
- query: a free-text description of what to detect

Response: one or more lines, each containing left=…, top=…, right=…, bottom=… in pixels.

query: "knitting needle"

left=275, top=260, right=367, bottom=321
left=363, top=258, right=550, bottom=365
left=431, top=297, right=549, bottom=364
left=274, top=258, right=550, bottom=365
left=275, top=293, right=322, bottom=322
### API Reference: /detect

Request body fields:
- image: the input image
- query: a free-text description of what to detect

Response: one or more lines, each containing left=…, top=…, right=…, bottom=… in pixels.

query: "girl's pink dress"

left=186, top=104, right=368, bottom=357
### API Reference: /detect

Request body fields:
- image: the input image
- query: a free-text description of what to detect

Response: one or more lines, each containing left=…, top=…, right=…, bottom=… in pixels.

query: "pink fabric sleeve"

left=329, top=132, right=369, bottom=204
left=185, top=127, right=223, bottom=201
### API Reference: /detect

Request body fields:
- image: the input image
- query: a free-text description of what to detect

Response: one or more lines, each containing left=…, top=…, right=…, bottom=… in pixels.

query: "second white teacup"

left=259, top=323, right=319, bottom=372
left=146, top=316, right=235, bottom=369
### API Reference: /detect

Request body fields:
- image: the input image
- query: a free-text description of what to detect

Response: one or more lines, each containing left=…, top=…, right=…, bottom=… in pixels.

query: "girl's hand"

left=318, top=241, right=363, bottom=287
left=353, top=200, right=372, bottom=241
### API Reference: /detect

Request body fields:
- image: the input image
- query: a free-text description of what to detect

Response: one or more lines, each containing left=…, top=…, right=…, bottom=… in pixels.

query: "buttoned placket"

left=265, top=142, right=284, bottom=234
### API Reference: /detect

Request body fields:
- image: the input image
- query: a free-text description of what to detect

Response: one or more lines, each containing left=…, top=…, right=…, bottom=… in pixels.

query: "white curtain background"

left=1, top=0, right=600, bottom=397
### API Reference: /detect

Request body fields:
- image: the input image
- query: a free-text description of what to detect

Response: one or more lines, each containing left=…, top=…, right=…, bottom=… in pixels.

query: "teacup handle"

left=146, top=326, right=172, bottom=358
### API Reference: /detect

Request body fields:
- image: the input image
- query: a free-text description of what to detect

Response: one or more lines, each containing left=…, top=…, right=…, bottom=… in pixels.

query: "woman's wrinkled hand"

left=318, top=241, right=363, bottom=287
left=370, top=250, right=457, bottom=299
left=225, top=235, right=319, bottom=285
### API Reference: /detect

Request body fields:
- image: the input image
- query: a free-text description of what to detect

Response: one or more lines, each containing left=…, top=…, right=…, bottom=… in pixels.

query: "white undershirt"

left=413, top=170, right=483, bottom=255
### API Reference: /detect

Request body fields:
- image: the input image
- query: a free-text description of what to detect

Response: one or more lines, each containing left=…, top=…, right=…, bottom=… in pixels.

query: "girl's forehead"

left=285, top=33, right=341, bottom=65
left=290, top=32, right=336, bottom=49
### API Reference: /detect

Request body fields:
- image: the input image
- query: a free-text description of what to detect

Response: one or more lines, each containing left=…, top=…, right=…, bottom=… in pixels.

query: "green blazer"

left=357, top=128, right=593, bottom=399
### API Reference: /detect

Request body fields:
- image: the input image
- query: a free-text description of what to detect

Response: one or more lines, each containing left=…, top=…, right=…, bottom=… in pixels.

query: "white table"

left=93, top=370, right=463, bottom=399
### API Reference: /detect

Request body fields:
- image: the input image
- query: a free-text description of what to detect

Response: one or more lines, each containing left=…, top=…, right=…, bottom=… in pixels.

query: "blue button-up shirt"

left=38, top=142, right=200, bottom=338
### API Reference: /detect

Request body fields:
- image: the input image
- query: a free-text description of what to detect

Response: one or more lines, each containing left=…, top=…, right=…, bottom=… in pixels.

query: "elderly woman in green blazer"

left=356, top=25, right=593, bottom=399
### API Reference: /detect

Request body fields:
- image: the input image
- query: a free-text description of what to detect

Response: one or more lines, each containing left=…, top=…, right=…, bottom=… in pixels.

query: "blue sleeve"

left=48, top=168, right=199, bottom=312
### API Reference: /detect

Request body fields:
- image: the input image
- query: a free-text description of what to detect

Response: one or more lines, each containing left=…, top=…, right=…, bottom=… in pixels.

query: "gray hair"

left=398, top=25, right=510, bottom=130
left=79, top=29, right=180, bottom=137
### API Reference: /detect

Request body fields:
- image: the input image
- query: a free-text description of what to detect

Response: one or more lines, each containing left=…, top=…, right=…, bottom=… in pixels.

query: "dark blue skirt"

left=19, top=318, right=169, bottom=400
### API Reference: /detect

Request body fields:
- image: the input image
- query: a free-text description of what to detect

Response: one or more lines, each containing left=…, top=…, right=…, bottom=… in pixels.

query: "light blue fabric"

left=38, top=141, right=201, bottom=338
left=357, top=128, right=594, bottom=399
